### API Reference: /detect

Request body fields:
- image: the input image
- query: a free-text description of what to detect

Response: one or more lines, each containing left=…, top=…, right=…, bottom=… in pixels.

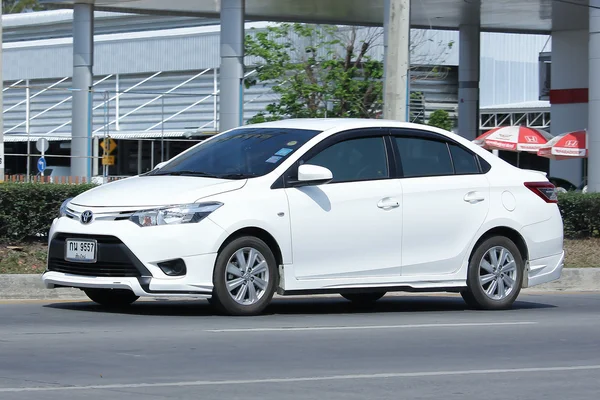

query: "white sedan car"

left=42, top=119, right=564, bottom=315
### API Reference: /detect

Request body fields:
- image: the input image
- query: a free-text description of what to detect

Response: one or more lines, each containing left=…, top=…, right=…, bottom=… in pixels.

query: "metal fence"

left=1, top=66, right=452, bottom=182
left=1, top=67, right=287, bottom=181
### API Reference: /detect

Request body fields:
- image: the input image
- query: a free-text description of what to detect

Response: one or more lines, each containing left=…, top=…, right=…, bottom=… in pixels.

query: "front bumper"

left=42, top=271, right=214, bottom=298
left=42, top=214, right=227, bottom=298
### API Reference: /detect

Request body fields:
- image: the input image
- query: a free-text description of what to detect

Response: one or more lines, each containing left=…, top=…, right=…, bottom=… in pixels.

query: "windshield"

left=149, top=127, right=321, bottom=179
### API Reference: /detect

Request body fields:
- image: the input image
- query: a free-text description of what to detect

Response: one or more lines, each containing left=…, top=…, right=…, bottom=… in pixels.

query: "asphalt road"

left=1, top=292, right=600, bottom=400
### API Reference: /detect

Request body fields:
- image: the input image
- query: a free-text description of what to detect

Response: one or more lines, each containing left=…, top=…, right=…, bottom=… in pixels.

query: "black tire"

left=84, top=288, right=139, bottom=307
left=462, top=236, right=524, bottom=310
left=211, top=236, right=277, bottom=316
left=341, top=292, right=386, bottom=304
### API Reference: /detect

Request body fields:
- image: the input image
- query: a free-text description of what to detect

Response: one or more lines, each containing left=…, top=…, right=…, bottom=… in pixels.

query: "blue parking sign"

left=37, top=157, right=47, bottom=174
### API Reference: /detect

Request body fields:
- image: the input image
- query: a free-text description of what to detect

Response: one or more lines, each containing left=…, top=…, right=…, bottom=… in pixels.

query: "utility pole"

left=383, top=0, right=411, bottom=121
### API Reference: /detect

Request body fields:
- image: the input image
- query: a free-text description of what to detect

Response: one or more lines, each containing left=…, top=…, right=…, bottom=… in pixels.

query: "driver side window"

left=304, top=137, right=389, bottom=183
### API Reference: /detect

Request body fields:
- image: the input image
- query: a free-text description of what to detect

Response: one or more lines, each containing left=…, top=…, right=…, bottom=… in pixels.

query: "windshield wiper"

left=217, top=173, right=257, bottom=180
left=150, top=170, right=221, bottom=178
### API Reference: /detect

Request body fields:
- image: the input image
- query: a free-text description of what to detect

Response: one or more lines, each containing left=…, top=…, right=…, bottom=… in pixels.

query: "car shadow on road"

left=42, top=294, right=556, bottom=317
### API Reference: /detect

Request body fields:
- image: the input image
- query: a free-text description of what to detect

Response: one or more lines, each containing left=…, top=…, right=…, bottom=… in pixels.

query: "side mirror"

left=153, top=161, right=168, bottom=170
left=294, top=164, right=333, bottom=186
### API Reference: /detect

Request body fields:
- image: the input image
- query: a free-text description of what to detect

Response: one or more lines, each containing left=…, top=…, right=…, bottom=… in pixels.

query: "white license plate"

left=65, top=239, right=97, bottom=263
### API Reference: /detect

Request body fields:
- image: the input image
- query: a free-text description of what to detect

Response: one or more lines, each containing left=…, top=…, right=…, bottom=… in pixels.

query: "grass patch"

left=1, top=239, right=599, bottom=274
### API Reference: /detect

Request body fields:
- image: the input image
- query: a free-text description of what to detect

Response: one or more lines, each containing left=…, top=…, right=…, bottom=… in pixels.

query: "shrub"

left=0, top=183, right=96, bottom=243
left=558, top=192, right=600, bottom=239
left=427, top=109, right=454, bottom=131
left=0, top=183, right=598, bottom=243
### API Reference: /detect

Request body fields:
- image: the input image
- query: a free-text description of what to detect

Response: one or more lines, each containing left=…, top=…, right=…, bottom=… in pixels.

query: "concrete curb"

left=1, top=269, right=599, bottom=301
left=0, top=274, right=84, bottom=300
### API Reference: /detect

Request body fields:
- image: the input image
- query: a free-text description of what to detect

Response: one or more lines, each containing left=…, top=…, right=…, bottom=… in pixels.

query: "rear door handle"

left=377, top=197, right=400, bottom=210
left=464, top=191, right=485, bottom=204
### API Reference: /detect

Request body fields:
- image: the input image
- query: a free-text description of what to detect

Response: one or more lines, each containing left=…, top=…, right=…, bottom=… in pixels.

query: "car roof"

left=242, top=118, right=440, bottom=133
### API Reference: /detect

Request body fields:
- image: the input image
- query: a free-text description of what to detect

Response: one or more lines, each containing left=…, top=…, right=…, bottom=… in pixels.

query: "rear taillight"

left=524, top=182, right=558, bottom=203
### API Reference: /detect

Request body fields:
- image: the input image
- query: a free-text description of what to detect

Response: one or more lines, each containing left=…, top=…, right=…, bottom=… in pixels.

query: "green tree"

left=427, top=109, right=454, bottom=131
left=245, top=24, right=384, bottom=123
left=244, top=23, right=453, bottom=124
left=3, top=0, right=49, bottom=13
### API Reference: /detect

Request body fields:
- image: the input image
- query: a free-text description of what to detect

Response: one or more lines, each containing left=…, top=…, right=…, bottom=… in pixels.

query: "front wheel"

left=84, top=288, right=139, bottom=307
left=462, top=236, right=524, bottom=310
left=211, top=236, right=277, bottom=316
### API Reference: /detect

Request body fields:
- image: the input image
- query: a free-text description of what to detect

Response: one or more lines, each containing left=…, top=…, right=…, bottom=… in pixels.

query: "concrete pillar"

left=0, top=6, right=4, bottom=182
left=458, top=2, right=481, bottom=140
left=550, top=29, right=587, bottom=187
left=71, top=2, right=94, bottom=179
left=589, top=0, right=600, bottom=192
left=383, top=0, right=410, bottom=121
left=219, top=0, right=244, bottom=132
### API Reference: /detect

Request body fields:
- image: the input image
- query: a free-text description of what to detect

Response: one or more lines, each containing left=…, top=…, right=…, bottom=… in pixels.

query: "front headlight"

left=59, top=198, right=73, bottom=218
left=129, top=202, right=223, bottom=227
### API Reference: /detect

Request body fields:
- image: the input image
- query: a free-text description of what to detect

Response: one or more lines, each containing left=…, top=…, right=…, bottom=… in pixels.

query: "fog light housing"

left=157, top=259, right=187, bottom=277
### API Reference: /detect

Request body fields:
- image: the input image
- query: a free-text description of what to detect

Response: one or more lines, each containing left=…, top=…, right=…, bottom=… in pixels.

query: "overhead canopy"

left=42, top=0, right=588, bottom=34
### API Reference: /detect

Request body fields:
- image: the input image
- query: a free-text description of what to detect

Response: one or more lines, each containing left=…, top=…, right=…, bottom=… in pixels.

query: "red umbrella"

left=537, top=130, right=588, bottom=160
left=473, top=126, right=553, bottom=153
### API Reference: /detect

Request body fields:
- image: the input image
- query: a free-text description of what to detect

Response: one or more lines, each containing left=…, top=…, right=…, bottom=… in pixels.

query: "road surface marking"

left=205, top=321, right=537, bottom=333
left=1, top=364, right=599, bottom=393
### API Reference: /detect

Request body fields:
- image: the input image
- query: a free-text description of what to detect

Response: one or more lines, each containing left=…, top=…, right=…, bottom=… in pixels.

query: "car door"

left=283, top=129, right=404, bottom=281
left=391, top=129, right=490, bottom=276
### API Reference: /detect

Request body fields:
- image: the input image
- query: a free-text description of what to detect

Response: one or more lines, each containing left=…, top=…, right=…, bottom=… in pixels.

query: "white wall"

left=479, top=33, right=551, bottom=107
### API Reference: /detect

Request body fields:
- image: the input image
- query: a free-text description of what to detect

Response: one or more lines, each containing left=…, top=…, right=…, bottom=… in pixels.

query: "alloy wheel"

left=478, top=246, right=518, bottom=301
left=225, top=247, right=270, bottom=305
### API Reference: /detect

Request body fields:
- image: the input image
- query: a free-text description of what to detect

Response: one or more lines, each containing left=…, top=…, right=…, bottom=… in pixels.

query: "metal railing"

left=480, top=110, right=551, bottom=131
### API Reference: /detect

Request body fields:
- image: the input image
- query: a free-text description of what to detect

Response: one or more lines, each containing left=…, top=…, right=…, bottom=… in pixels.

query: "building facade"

left=2, top=10, right=550, bottom=177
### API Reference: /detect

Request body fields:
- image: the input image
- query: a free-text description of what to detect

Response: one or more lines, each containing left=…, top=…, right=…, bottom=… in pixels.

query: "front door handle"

left=377, top=198, right=400, bottom=210
left=464, top=191, right=485, bottom=204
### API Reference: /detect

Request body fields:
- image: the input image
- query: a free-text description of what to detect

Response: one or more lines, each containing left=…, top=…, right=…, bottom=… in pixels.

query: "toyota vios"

left=42, top=119, right=564, bottom=315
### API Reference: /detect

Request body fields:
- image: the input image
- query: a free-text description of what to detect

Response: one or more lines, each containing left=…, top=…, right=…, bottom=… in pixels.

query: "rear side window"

left=395, top=137, right=453, bottom=177
left=449, top=143, right=480, bottom=174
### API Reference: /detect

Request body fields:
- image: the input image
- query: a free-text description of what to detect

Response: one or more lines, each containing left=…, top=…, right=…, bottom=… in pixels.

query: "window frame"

left=272, top=128, right=396, bottom=189
left=389, top=128, right=490, bottom=178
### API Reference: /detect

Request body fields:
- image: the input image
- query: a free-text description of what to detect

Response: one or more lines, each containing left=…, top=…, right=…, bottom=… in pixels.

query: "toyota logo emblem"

left=80, top=210, right=94, bottom=225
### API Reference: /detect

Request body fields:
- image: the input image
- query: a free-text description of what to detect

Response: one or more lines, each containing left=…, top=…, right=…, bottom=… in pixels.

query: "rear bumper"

left=527, top=251, right=564, bottom=287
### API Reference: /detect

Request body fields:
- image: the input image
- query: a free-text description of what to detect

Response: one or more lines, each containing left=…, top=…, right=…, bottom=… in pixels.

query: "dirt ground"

left=563, top=238, right=600, bottom=269
left=0, top=242, right=47, bottom=274
left=1, top=239, right=599, bottom=274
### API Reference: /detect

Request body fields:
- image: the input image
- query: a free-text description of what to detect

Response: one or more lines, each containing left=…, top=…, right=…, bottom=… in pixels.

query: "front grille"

left=65, top=207, right=136, bottom=222
left=48, top=259, right=141, bottom=277
left=47, top=234, right=151, bottom=278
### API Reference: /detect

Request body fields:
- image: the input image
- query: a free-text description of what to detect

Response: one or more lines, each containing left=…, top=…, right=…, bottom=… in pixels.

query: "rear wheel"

left=341, top=292, right=386, bottom=304
left=84, top=288, right=139, bottom=307
left=211, top=236, right=277, bottom=316
left=462, top=236, right=524, bottom=310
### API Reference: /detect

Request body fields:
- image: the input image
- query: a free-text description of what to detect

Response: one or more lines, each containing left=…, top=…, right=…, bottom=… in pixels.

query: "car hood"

left=71, top=176, right=246, bottom=208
